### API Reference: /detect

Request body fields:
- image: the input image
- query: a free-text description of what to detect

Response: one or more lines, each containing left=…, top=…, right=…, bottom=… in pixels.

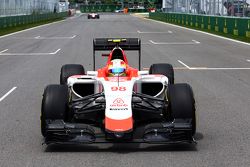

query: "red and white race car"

left=41, top=38, right=196, bottom=145
left=87, top=13, right=100, bottom=19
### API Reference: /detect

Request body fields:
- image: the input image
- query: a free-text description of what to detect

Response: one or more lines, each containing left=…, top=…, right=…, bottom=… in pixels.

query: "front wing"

left=44, top=119, right=196, bottom=145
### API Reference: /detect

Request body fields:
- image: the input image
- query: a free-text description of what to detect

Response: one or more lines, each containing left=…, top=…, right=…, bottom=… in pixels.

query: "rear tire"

left=60, top=64, right=85, bottom=85
left=41, top=85, right=69, bottom=137
left=167, top=83, right=196, bottom=135
left=149, top=63, right=174, bottom=84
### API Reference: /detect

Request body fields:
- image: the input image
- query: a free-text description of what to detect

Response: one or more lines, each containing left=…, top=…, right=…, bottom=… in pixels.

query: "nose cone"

left=105, top=117, right=133, bottom=132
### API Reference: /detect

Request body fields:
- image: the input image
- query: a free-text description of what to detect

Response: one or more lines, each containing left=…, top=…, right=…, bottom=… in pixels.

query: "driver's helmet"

left=108, top=59, right=127, bottom=77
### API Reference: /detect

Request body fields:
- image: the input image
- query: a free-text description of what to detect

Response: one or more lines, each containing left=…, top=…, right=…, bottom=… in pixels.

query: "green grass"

left=148, top=17, right=250, bottom=43
left=0, top=18, right=64, bottom=37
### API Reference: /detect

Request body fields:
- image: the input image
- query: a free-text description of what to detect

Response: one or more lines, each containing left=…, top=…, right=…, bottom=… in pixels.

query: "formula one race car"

left=41, top=38, right=196, bottom=145
left=87, top=13, right=100, bottom=19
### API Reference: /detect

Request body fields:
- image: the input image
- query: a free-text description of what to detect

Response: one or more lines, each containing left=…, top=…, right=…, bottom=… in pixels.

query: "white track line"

left=247, top=60, right=250, bottom=62
left=190, top=67, right=250, bottom=70
left=137, top=30, right=173, bottom=34
left=0, top=48, right=61, bottom=56
left=144, top=67, right=250, bottom=71
left=149, top=40, right=157, bottom=44
left=178, top=60, right=250, bottom=70
left=68, top=13, right=83, bottom=19
left=0, top=49, right=8, bottom=53
left=68, top=14, right=82, bottom=19
left=0, top=87, right=17, bottom=102
left=0, top=20, right=65, bottom=39
left=143, top=67, right=188, bottom=70
left=145, top=18, right=250, bottom=46
left=11, top=35, right=76, bottom=39
left=149, top=40, right=200, bottom=45
left=51, top=49, right=61, bottom=55
left=35, top=35, right=76, bottom=39
left=178, top=60, right=191, bottom=69
left=192, top=40, right=200, bottom=44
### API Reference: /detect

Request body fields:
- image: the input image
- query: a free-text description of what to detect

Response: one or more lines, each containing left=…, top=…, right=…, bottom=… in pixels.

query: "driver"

left=108, top=59, right=127, bottom=77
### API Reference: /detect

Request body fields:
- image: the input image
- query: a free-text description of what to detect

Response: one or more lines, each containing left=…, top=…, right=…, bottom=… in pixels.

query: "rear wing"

left=93, top=38, right=141, bottom=70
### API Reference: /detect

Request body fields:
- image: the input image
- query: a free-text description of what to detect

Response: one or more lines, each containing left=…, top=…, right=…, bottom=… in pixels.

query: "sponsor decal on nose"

left=110, top=98, right=128, bottom=107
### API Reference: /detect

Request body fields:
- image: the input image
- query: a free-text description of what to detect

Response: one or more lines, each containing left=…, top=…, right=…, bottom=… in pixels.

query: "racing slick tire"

left=149, top=63, right=174, bottom=84
left=60, top=64, right=85, bottom=85
left=97, top=15, right=100, bottom=19
left=41, top=85, right=69, bottom=137
left=167, top=83, right=196, bottom=135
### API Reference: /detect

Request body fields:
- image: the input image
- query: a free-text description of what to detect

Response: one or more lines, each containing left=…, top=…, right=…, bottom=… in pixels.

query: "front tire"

left=149, top=63, right=174, bottom=84
left=60, top=64, right=85, bottom=85
left=168, top=83, right=196, bottom=135
left=41, top=85, right=69, bottom=137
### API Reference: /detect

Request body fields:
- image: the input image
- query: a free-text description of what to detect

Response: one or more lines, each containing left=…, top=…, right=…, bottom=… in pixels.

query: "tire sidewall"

left=41, top=84, right=69, bottom=136
left=149, top=63, right=174, bottom=84
left=60, top=64, right=85, bottom=85
left=168, top=83, right=196, bottom=135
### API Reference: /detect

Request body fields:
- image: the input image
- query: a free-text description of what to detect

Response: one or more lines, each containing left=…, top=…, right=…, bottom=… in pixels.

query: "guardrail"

left=149, top=12, right=250, bottom=38
left=0, top=12, right=68, bottom=30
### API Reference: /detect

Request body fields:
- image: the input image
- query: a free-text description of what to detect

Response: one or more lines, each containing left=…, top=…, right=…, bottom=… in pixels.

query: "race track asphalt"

left=0, top=13, right=249, bottom=167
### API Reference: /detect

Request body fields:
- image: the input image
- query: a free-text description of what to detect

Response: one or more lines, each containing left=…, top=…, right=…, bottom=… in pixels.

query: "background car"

left=115, top=9, right=124, bottom=13
left=87, top=13, right=100, bottom=19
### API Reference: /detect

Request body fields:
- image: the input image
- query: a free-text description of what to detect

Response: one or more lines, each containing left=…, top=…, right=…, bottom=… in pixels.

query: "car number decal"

left=111, top=86, right=126, bottom=91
